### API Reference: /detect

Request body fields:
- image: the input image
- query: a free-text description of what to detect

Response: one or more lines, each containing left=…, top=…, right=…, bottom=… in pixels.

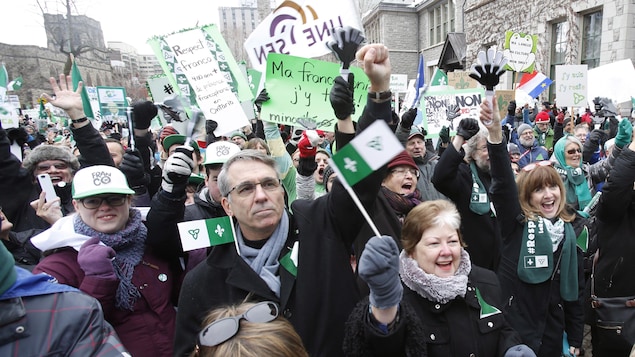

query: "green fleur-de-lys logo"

left=0, top=107, right=9, bottom=115
left=188, top=228, right=200, bottom=240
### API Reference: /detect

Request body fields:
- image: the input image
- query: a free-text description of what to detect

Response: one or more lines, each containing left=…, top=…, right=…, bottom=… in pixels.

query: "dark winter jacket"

left=432, top=143, right=502, bottom=270
left=344, top=266, right=521, bottom=357
left=489, top=140, right=585, bottom=356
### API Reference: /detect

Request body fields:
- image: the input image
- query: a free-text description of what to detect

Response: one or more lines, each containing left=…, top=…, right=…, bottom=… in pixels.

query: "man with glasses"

left=514, top=123, right=548, bottom=169
left=171, top=43, right=396, bottom=357
left=432, top=118, right=503, bottom=271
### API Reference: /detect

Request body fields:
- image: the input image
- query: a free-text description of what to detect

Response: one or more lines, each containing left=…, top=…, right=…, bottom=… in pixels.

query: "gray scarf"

left=399, top=249, right=471, bottom=304
left=235, top=211, right=289, bottom=297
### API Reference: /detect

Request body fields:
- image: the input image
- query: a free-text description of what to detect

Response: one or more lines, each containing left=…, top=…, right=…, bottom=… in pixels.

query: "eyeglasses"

left=197, top=301, right=279, bottom=347
left=566, top=148, right=582, bottom=155
left=227, top=177, right=281, bottom=197
left=36, top=162, right=69, bottom=171
left=80, top=195, right=128, bottom=209
left=389, top=168, right=420, bottom=178
left=522, top=160, right=553, bottom=172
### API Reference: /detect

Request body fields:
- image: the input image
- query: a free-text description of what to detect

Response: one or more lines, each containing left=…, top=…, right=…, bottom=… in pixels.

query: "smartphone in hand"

left=37, top=173, right=58, bottom=202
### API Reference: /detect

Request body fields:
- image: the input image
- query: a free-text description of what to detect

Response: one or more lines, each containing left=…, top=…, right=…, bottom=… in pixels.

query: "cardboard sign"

left=555, top=65, right=588, bottom=107
left=420, top=87, right=485, bottom=138
left=495, top=90, right=516, bottom=120
left=262, top=53, right=370, bottom=131
left=447, top=71, right=479, bottom=89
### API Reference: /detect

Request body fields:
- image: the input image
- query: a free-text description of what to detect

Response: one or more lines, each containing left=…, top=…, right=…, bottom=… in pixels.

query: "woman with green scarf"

left=552, top=135, right=619, bottom=211
left=480, top=98, right=588, bottom=357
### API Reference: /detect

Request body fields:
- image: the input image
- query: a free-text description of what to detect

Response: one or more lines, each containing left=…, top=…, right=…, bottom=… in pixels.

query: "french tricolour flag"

left=517, top=71, right=553, bottom=98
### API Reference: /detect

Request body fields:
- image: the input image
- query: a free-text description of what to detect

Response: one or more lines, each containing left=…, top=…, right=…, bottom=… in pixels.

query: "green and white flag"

left=7, top=77, right=22, bottom=91
left=475, top=287, right=502, bottom=319
left=330, top=120, right=403, bottom=186
left=430, top=68, right=448, bottom=86
left=71, top=58, right=95, bottom=119
left=177, top=216, right=235, bottom=252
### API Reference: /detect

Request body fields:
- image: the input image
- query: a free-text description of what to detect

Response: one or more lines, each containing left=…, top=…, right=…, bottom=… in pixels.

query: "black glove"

left=400, top=108, right=417, bottom=130
left=446, top=104, right=461, bottom=121
left=162, top=146, right=194, bottom=194
left=7, top=127, right=28, bottom=147
left=119, top=149, right=149, bottom=190
left=329, top=74, right=355, bottom=120
left=205, top=119, right=219, bottom=145
left=587, top=129, right=608, bottom=146
left=456, top=118, right=480, bottom=141
left=132, top=101, right=158, bottom=130
left=254, top=89, right=270, bottom=113
left=358, top=236, right=403, bottom=309
left=439, top=126, right=450, bottom=144
left=507, top=100, right=517, bottom=116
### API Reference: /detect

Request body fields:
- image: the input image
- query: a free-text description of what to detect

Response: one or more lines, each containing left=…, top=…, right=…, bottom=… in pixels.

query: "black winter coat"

left=432, top=143, right=502, bottom=270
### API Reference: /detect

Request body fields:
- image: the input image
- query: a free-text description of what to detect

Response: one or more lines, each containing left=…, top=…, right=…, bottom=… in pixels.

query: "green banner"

left=262, top=53, right=370, bottom=131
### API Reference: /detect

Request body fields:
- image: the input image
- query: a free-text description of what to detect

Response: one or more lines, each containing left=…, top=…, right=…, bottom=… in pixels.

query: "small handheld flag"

left=177, top=216, right=235, bottom=252
left=70, top=55, right=95, bottom=119
left=329, top=120, right=403, bottom=237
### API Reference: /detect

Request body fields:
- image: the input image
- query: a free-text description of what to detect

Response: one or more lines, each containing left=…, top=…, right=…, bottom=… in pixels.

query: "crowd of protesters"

left=1, top=41, right=635, bottom=357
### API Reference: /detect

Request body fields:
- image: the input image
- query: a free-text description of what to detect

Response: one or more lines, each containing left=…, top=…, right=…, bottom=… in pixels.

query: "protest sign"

left=420, top=87, right=485, bottom=138
left=502, top=31, right=538, bottom=73
left=244, top=0, right=363, bottom=71
left=447, top=71, right=479, bottom=89
left=555, top=65, right=588, bottom=108
left=390, top=74, right=408, bottom=93
left=96, top=86, right=128, bottom=125
left=149, top=24, right=252, bottom=136
left=262, top=53, right=370, bottom=131
left=177, top=216, right=235, bottom=252
left=587, top=59, right=635, bottom=106
left=495, top=90, right=516, bottom=120
left=0, top=102, right=19, bottom=128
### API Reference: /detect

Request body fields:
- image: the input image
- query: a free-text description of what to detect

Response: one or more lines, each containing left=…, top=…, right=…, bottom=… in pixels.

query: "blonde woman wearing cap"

left=31, top=165, right=179, bottom=357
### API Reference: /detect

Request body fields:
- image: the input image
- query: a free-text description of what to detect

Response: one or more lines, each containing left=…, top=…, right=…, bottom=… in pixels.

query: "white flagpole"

left=327, top=158, right=381, bottom=238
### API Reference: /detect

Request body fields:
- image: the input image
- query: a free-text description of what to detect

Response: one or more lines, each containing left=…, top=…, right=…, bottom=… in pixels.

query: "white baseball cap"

left=72, top=165, right=134, bottom=199
left=204, top=141, right=241, bottom=166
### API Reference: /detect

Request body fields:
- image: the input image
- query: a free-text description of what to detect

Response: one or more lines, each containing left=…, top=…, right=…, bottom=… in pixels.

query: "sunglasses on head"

left=522, top=160, right=553, bottom=172
left=197, top=301, right=279, bottom=348
left=566, top=148, right=582, bottom=155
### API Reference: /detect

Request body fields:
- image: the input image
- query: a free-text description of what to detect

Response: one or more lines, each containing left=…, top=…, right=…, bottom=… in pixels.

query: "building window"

left=581, top=11, right=602, bottom=69
left=428, top=0, right=455, bottom=46
left=549, top=20, right=569, bottom=100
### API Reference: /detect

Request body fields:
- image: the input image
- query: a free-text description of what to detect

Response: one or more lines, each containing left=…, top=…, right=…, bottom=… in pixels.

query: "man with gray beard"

left=514, top=123, right=549, bottom=169
left=432, top=118, right=502, bottom=271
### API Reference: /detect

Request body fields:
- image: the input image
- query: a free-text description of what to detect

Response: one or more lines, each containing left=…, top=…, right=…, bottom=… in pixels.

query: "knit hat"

left=0, top=237, right=17, bottom=296
left=407, top=127, right=425, bottom=141
left=22, top=145, right=80, bottom=172
left=517, top=123, right=533, bottom=135
left=323, top=165, right=336, bottom=192
left=535, top=111, right=550, bottom=123
left=162, top=134, right=200, bottom=153
left=72, top=165, right=134, bottom=199
left=159, top=125, right=180, bottom=143
left=388, top=150, right=418, bottom=171
left=204, top=141, right=241, bottom=165
left=507, top=143, right=520, bottom=155
left=230, top=131, right=247, bottom=141
left=317, top=148, right=331, bottom=158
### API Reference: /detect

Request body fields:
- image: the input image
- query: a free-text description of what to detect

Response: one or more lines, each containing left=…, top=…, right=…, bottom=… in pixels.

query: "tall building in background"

left=219, top=0, right=273, bottom=63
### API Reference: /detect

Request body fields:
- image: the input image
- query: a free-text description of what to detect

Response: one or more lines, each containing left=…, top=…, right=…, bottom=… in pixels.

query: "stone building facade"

left=363, top=0, right=635, bottom=103
left=0, top=14, right=114, bottom=109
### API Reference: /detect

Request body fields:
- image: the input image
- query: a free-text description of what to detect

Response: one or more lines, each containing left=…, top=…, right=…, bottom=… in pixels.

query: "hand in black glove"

left=358, top=236, right=403, bottom=309
left=587, top=129, right=608, bottom=146
left=205, top=119, right=219, bottom=145
left=254, top=89, right=270, bottom=113
left=446, top=104, right=461, bottom=121
left=400, top=108, right=417, bottom=130
left=439, top=126, right=450, bottom=144
left=132, top=101, right=158, bottom=130
left=119, top=149, right=149, bottom=190
left=329, top=74, right=355, bottom=120
left=456, top=118, right=480, bottom=141
left=162, top=146, right=194, bottom=194
left=507, top=100, right=517, bottom=116
left=7, top=127, right=28, bottom=147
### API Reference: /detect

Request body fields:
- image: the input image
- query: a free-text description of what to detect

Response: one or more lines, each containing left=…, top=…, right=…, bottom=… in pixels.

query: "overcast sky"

left=0, top=0, right=242, bottom=55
